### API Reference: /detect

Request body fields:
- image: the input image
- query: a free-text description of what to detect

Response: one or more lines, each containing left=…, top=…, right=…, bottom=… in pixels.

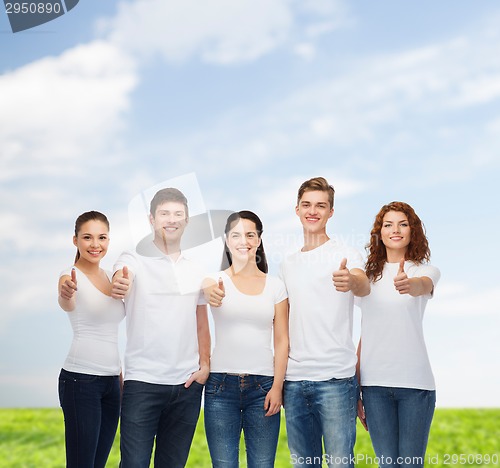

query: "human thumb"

left=398, top=258, right=405, bottom=275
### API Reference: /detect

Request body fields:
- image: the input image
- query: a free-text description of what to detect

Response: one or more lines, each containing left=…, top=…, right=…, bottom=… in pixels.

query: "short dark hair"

left=150, top=188, right=188, bottom=218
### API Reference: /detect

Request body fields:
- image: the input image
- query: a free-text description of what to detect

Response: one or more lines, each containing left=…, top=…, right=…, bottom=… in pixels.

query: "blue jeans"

left=362, top=386, right=436, bottom=468
left=120, top=379, right=203, bottom=468
left=204, top=373, right=281, bottom=468
left=58, top=368, right=120, bottom=468
left=284, top=376, right=358, bottom=468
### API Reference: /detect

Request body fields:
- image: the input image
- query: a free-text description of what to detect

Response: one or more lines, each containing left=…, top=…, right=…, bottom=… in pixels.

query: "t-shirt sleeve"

left=408, top=263, right=441, bottom=298
left=272, top=276, right=288, bottom=304
left=113, top=251, right=138, bottom=276
left=60, top=267, right=73, bottom=279
left=346, top=247, right=365, bottom=271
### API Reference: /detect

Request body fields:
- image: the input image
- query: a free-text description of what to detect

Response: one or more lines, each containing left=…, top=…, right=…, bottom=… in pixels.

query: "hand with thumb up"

left=111, top=266, right=131, bottom=299
left=208, top=277, right=225, bottom=308
left=60, top=268, right=78, bottom=300
left=393, top=258, right=410, bottom=295
left=332, top=258, right=352, bottom=292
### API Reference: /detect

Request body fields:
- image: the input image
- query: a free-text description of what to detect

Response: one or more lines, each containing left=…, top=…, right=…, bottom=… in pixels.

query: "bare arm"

left=350, top=268, right=371, bottom=297
left=185, top=304, right=211, bottom=387
left=356, top=338, right=368, bottom=431
left=265, top=298, right=289, bottom=416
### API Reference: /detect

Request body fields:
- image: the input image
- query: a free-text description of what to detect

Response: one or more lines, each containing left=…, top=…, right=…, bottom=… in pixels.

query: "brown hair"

left=365, top=201, right=430, bottom=282
left=297, top=177, right=335, bottom=209
left=149, top=188, right=188, bottom=218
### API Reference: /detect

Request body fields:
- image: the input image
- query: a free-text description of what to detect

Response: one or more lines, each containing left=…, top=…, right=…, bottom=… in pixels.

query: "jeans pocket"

left=204, top=374, right=224, bottom=396
left=257, top=376, right=274, bottom=395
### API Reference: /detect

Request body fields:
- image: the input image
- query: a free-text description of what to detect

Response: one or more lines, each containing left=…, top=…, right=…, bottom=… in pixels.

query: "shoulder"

left=59, top=266, right=74, bottom=279
left=113, top=250, right=140, bottom=272
left=407, top=262, right=440, bottom=282
left=266, top=275, right=288, bottom=300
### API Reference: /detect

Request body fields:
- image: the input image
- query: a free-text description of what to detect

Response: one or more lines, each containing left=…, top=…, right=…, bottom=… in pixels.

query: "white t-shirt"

left=209, top=271, right=288, bottom=376
left=358, top=261, right=440, bottom=391
left=61, top=267, right=125, bottom=376
left=114, top=242, right=206, bottom=385
left=280, top=239, right=364, bottom=381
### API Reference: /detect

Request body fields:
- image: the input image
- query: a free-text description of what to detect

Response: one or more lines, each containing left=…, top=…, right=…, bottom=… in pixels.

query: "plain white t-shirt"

left=61, top=267, right=125, bottom=376
left=114, top=243, right=206, bottom=385
left=358, top=261, right=440, bottom=390
left=209, top=271, right=287, bottom=376
left=280, top=239, right=364, bottom=381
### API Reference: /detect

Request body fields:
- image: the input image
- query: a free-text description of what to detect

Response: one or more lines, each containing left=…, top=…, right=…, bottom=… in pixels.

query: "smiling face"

left=150, top=201, right=188, bottom=245
left=295, top=189, right=334, bottom=235
left=380, top=210, right=411, bottom=256
left=73, top=220, right=109, bottom=266
left=225, top=218, right=261, bottom=265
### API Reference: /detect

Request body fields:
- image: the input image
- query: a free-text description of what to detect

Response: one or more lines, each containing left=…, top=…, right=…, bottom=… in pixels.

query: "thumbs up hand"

left=60, top=268, right=78, bottom=300
left=111, top=266, right=131, bottom=299
left=394, top=259, right=410, bottom=294
left=333, top=258, right=353, bottom=292
left=208, top=277, right=225, bottom=308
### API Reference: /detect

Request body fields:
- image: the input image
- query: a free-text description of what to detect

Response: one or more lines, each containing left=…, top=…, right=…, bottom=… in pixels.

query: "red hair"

left=365, top=201, right=430, bottom=282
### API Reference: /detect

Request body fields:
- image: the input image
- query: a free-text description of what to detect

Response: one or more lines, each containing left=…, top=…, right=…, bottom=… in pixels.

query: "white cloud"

left=105, top=0, right=349, bottom=64
left=0, top=40, right=137, bottom=181
left=428, top=282, right=500, bottom=317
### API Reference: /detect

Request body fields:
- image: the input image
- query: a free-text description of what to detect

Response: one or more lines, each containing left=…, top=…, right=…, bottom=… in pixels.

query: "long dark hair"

left=365, top=201, right=430, bottom=282
left=74, top=211, right=110, bottom=263
left=221, top=210, right=268, bottom=274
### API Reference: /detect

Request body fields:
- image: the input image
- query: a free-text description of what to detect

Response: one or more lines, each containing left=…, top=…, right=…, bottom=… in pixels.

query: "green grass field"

left=0, top=409, right=498, bottom=467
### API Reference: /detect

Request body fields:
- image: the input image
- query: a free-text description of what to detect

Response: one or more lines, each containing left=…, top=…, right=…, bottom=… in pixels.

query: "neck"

left=154, top=236, right=181, bottom=259
left=229, top=259, right=261, bottom=277
left=302, top=231, right=330, bottom=252
left=386, top=248, right=407, bottom=263
left=75, top=259, right=100, bottom=275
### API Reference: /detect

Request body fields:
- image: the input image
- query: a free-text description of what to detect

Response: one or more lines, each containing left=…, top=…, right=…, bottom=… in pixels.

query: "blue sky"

left=1, top=0, right=499, bottom=408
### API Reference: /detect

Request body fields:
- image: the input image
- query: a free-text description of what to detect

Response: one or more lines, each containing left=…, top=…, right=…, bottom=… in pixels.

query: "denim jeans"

left=119, top=379, right=203, bottom=468
left=284, top=376, right=358, bottom=468
left=204, top=373, right=281, bottom=468
left=362, top=386, right=436, bottom=468
left=58, top=368, right=120, bottom=468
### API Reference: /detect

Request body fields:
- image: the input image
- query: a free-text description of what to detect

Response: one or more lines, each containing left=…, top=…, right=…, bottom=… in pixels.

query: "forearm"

left=58, top=296, right=75, bottom=312
left=350, top=269, right=370, bottom=297
left=408, top=276, right=434, bottom=297
left=196, top=306, right=211, bottom=369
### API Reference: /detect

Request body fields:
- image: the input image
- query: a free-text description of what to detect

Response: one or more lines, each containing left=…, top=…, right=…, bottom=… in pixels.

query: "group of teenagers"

left=57, top=176, right=440, bottom=468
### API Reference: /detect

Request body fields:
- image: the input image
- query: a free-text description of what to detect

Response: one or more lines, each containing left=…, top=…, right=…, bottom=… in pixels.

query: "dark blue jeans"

left=204, top=373, right=280, bottom=468
left=362, top=386, right=436, bottom=468
left=120, top=379, right=204, bottom=468
left=58, top=368, right=120, bottom=468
